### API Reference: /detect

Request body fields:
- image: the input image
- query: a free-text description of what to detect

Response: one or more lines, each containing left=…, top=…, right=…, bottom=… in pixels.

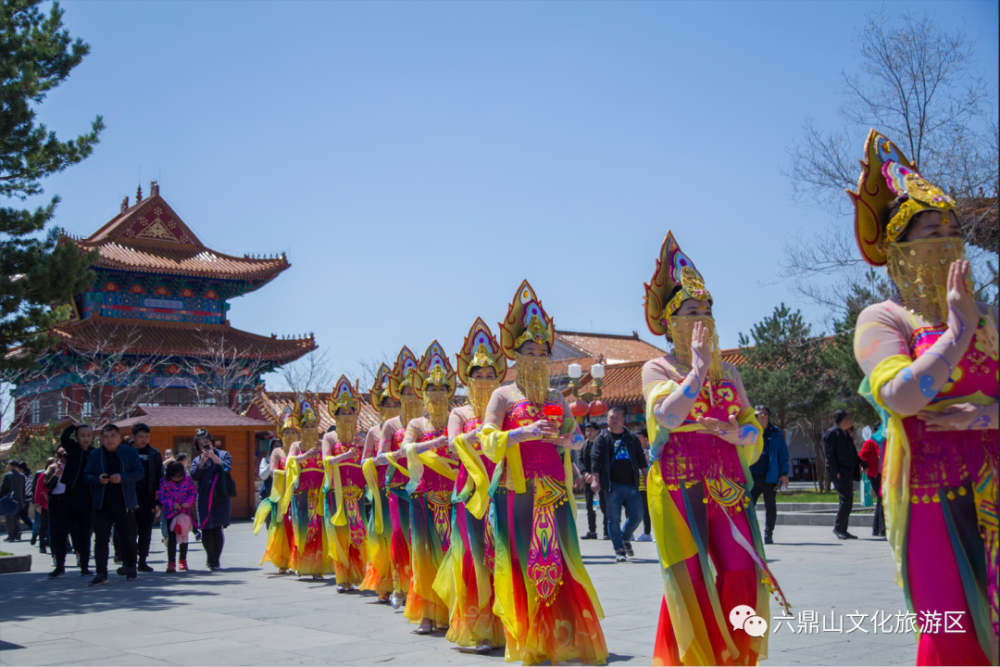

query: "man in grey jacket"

left=1, top=461, right=27, bottom=541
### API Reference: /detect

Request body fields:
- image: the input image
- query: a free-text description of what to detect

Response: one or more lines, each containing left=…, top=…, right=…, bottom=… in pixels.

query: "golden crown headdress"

left=329, top=375, right=360, bottom=416
left=499, top=280, right=555, bottom=360
left=644, top=231, right=712, bottom=336
left=369, top=363, right=392, bottom=410
left=456, top=318, right=507, bottom=386
left=413, top=340, right=457, bottom=399
left=848, top=129, right=956, bottom=266
left=291, top=392, right=319, bottom=431
left=387, top=346, right=419, bottom=401
left=277, top=405, right=298, bottom=435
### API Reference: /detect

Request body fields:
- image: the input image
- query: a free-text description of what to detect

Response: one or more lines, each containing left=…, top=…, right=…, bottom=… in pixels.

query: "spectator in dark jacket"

left=823, top=410, right=866, bottom=540
left=859, top=433, right=885, bottom=537
left=84, top=424, right=144, bottom=586
left=579, top=422, right=603, bottom=540
left=590, top=407, right=648, bottom=562
left=49, top=424, right=95, bottom=578
left=191, top=429, right=233, bottom=570
left=17, top=462, right=35, bottom=534
left=749, top=407, right=790, bottom=545
left=127, top=423, right=162, bottom=573
left=1, top=461, right=27, bottom=541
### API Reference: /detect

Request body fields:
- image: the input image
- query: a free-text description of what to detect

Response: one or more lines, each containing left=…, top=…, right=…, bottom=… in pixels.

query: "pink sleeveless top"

left=501, top=399, right=565, bottom=483
left=332, top=441, right=366, bottom=488
left=297, top=451, right=324, bottom=492
left=386, top=427, right=408, bottom=488
left=413, top=428, right=456, bottom=495
left=903, top=320, right=998, bottom=492
left=659, top=378, right=747, bottom=484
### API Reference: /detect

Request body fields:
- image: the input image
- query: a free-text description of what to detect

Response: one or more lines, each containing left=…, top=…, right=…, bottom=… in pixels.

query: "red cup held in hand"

left=543, top=404, right=563, bottom=424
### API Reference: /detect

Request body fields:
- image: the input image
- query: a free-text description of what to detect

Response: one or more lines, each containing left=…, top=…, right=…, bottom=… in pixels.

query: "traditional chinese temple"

left=13, top=182, right=316, bottom=426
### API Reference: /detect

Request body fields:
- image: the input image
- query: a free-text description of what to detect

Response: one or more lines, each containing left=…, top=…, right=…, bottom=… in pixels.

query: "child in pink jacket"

left=157, top=461, right=198, bottom=572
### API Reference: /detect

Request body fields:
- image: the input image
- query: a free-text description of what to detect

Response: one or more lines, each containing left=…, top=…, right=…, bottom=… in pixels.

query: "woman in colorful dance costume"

left=434, top=318, right=507, bottom=654
left=360, top=363, right=398, bottom=603
left=477, top=280, right=607, bottom=666
left=284, top=393, right=334, bottom=580
left=396, top=340, right=461, bottom=634
left=254, top=406, right=296, bottom=574
left=641, top=232, right=788, bottom=666
left=324, top=376, right=369, bottom=593
left=847, top=130, right=997, bottom=666
left=376, top=346, right=422, bottom=610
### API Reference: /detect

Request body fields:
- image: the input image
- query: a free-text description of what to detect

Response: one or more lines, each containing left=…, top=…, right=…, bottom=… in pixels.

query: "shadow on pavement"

left=0, top=567, right=248, bottom=624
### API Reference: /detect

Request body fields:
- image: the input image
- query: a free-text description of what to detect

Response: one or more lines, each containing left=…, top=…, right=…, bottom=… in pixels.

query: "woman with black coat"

left=190, top=429, right=233, bottom=570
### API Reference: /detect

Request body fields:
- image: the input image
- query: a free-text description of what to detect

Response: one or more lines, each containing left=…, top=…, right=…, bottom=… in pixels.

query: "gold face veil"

left=413, top=340, right=457, bottom=431
left=277, top=405, right=299, bottom=449
left=848, top=129, right=967, bottom=321
left=369, top=363, right=398, bottom=423
left=644, top=231, right=723, bottom=380
left=291, top=392, right=319, bottom=449
left=328, top=375, right=361, bottom=444
left=499, top=280, right=555, bottom=407
left=388, top=346, right=423, bottom=427
left=456, top=318, right=508, bottom=421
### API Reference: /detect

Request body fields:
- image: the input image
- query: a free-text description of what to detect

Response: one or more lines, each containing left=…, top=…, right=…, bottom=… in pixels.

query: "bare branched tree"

left=355, top=353, right=394, bottom=394
left=782, top=9, right=999, bottom=315
left=0, top=364, right=46, bottom=433
left=64, top=323, right=168, bottom=423
left=182, top=329, right=273, bottom=414
left=275, top=347, right=337, bottom=395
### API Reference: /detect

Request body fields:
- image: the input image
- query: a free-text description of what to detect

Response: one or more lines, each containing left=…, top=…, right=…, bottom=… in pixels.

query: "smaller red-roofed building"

left=114, top=406, right=274, bottom=518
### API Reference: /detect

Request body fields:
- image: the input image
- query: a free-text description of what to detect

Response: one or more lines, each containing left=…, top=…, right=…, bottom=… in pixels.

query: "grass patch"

left=774, top=491, right=846, bottom=503
left=0, top=551, right=12, bottom=557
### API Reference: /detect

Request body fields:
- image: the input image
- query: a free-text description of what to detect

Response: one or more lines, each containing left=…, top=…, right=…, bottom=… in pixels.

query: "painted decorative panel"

left=81, top=291, right=224, bottom=325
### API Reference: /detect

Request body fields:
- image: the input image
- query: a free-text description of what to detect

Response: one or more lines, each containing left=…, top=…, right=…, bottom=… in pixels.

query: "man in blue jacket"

left=749, top=406, right=789, bottom=545
left=84, top=424, right=144, bottom=586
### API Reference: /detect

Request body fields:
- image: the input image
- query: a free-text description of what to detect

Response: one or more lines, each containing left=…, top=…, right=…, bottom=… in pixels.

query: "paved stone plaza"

left=0, top=515, right=917, bottom=666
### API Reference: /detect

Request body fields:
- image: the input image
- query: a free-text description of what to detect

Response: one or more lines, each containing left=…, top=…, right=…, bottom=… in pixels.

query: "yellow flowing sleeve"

left=869, top=354, right=914, bottom=587
left=644, top=379, right=681, bottom=446
left=735, top=408, right=764, bottom=471
left=404, top=443, right=423, bottom=495
left=452, top=433, right=491, bottom=519
left=324, top=456, right=347, bottom=527
left=252, top=500, right=270, bottom=534
left=281, top=457, right=300, bottom=516
left=417, top=450, right=459, bottom=482
left=385, top=454, right=410, bottom=477
left=559, top=413, right=577, bottom=509
left=479, top=423, right=525, bottom=494
left=362, top=459, right=384, bottom=534
left=643, top=380, right=699, bottom=569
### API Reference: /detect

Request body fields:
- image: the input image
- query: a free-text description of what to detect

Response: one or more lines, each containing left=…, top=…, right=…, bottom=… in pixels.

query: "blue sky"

left=29, top=0, right=999, bottom=387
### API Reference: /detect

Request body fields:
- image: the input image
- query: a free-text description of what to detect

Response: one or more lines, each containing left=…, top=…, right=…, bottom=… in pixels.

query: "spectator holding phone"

left=48, top=424, right=95, bottom=579
left=191, top=429, right=233, bottom=570
left=84, top=424, right=144, bottom=586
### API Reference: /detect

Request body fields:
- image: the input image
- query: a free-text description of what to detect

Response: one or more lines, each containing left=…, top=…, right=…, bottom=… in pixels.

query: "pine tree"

left=1, top=0, right=103, bottom=372
left=738, top=304, right=828, bottom=430
left=738, top=304, right=835, bottom=488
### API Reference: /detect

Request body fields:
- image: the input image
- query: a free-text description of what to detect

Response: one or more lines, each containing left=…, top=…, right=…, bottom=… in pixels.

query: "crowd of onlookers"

left=0, top=423, right=233, bottom=586
left=575, top=404, right=884, bottom=561
left=2, top=408, right=885, bottom=580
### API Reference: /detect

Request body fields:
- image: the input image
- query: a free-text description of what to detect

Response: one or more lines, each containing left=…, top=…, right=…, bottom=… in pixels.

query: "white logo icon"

left=729, top=605, right=768, bottom=636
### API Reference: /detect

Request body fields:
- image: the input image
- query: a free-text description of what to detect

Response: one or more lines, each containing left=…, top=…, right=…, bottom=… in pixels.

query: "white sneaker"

left=636, top=533, right=653, bottom=542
